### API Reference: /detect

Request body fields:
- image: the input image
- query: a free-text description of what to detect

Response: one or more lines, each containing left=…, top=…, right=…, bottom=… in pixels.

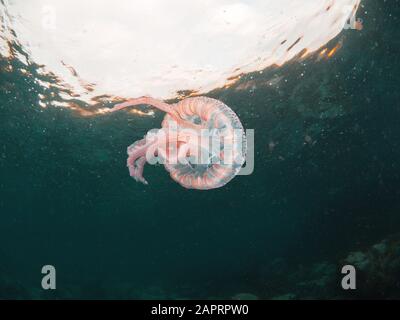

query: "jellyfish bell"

left=1, top=0, right=361, bottom=104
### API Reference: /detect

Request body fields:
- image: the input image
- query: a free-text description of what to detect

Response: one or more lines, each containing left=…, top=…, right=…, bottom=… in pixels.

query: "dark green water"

left=0, top=0, right=399, bottom=299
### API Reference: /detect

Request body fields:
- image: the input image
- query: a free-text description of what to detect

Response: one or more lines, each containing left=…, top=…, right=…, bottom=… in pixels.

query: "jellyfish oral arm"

left=128, top=156, right=148, bottom=185
left=126, top=138, right=157, bottom=185
left=126, top=133, right=188, bottom=185
left=112, top=97, right=174, bottom=114
left=110, top=97, right=203, bottom=130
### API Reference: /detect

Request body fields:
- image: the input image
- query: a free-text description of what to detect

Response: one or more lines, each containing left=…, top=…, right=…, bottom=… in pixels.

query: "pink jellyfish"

left=108, top=96, right=246, bottom=190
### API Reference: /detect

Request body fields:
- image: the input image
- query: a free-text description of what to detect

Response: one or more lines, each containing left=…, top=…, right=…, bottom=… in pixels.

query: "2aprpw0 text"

left=151, top=304, right=249, bottom=317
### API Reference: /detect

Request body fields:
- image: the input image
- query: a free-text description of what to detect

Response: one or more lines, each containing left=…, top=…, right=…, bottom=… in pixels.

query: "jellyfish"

left=108, top=97, right=246, bottom=190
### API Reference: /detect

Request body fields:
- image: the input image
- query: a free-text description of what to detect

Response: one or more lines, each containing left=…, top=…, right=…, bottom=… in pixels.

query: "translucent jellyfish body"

left=109, top=97, right=246, bottom=190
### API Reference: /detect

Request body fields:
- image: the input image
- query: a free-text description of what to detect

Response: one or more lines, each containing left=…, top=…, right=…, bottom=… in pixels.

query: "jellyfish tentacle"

left=110, top=96, right=203, bottom=130
left=127, top=138, right=155, bottom=162
left=126, top=131, right=195, bottom=185
left=126, top=138, right=157, bottom=185
left=112, top=96, right=175, bottom=114
left=134, top=156, right=147, bottom=184
left=128, top=156, right=148, bottom=185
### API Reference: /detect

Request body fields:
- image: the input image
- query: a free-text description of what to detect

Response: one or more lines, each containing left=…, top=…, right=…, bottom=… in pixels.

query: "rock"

left=345, top=251, right=370, bottom=271
left=232, top=293, right=259, bottom=300
left=271, top=293, right=296, bottom=300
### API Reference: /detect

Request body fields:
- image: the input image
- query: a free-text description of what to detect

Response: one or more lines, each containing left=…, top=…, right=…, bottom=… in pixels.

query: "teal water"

left=0, top=0, right=400, bottom=299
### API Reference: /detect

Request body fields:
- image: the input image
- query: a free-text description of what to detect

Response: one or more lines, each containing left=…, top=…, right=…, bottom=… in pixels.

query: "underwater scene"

left=0, top=0, right=399, bottom=300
